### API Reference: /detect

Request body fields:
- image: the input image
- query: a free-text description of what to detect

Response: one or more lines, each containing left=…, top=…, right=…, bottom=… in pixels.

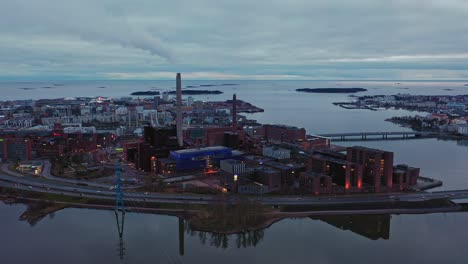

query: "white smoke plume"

left=0, top=0, right=173, bottom=61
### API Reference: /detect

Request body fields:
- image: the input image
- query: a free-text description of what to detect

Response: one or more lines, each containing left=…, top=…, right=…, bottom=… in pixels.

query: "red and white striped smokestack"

left=232, top=93, right=237, bottom=128
left=176, top=73, right=183, bottom=147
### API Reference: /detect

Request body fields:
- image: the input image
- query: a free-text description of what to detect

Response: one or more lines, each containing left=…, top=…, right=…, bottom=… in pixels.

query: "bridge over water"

left=318, top=131, right=441, bottom=141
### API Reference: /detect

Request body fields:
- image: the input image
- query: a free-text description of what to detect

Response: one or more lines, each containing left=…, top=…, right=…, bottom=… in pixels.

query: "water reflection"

left=184, top=222, right=265, bottom=250
left=183, top=214, right=388, bottom=251
left=457, top=139, right=468, bottom=147
left=11, top=200, right=468, bottom=259
left=114, top=211, right=125, bottom=261
left=310, top=214, right=390, bottom=240
left=15, top=200, right=66, bottom=227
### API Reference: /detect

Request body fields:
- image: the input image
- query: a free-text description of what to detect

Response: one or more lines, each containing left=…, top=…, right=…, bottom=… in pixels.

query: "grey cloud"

left=0, top=1, right=173, bottom=61
left=0, top=0, right=468, bottom=80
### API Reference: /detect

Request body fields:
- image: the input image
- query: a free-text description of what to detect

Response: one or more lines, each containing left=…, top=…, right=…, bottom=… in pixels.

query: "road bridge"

left=318, top=131, right=441, bottom=141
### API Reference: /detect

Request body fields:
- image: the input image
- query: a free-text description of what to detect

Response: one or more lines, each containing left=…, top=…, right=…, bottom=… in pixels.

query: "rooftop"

left=220, top=159, right=244, bottom=165
left=265, top=124, right=304, bottom=130
left=172, top=146, right=231, bottom=154
left=349, top=146, right=391, bottom=154
left=302, top=171, right=328, bottom=178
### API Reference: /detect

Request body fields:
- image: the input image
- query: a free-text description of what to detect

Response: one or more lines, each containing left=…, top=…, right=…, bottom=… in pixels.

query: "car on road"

left=96, top=190, right=101, bottom=193
left=28, top=186, right=32, bottom=189
left=296, top=197, right=302, bottom=200
left=421, top=196, right=426, bottom=200
left=144, top=192, right=148, bottom=195
left=79, top=193, right=83, bottom=196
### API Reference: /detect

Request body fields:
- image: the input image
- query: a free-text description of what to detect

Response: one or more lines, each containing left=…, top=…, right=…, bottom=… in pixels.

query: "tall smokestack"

left=176, top=73, right=183, bottom=147
left=232, top=93, right=237, bottom=128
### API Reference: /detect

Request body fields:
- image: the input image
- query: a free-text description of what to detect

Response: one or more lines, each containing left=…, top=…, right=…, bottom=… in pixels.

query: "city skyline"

left=1, top=0, right=468, bottom=81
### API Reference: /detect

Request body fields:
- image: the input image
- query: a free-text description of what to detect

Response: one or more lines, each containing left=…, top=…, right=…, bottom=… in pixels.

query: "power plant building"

left=169, top=146, right=233, bottom=171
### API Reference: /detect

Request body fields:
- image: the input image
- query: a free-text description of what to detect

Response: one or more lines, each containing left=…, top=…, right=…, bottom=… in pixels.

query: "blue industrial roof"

left=170, top=146, right=232, bottom=159
left=172, top=146, right=231, bottom=154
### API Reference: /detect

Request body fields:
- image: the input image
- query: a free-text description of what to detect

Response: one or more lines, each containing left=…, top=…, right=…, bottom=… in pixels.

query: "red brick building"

left=0, top=137, right=32, bottom=161
left=346, top=146, right=394, bottom=192
left=263, top=124, right=306, bottom=143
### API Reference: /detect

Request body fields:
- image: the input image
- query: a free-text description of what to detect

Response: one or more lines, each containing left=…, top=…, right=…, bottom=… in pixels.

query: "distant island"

left=131, top=91, right=161, bottom=96
left=167, top=90, right=223, bottom=95
left=186, top=83, right=239, bottom=88
left=296, top=88, right=367, bottom=93
left=464, top=84, right=468, bottom=86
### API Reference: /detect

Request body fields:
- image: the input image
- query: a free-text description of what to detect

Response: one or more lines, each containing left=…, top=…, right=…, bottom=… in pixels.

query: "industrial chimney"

left=232, top=93, right=237, bottom=128
left=176, top=73, right=183, bottom=147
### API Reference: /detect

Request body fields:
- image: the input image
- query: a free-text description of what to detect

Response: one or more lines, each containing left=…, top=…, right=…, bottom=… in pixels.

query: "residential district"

left=335, top=94, right=468, bottom=135
left=0, top=75, right=440, bottom=197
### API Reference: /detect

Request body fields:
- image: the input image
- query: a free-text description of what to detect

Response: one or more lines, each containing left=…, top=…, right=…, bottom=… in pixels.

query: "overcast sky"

left=1, top=0, right=468, bottom=80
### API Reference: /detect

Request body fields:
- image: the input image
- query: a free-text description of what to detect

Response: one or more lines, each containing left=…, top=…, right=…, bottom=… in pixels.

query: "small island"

left=167, top=90, right=223, bottom=95
left=131, top=91, right=161, bottom=96
left=296, top=88, right=367, bottom=93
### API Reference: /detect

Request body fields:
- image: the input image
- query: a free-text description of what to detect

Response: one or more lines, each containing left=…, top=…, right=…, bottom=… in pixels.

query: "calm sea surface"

left=1, top=80, right=468, bottom=263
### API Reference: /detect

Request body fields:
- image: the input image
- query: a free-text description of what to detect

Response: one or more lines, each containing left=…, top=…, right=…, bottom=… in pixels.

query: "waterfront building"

left=346, top=146, right=394, bottom=192
left=264, top=124, right=306, bottom=143
left=393, top=164, right=420, bottom=191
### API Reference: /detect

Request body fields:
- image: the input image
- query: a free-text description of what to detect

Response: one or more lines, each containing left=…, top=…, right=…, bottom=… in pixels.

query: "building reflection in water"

left=180, top=213, right=390, bottom=252
left=310, top=214, right=391, bottom=240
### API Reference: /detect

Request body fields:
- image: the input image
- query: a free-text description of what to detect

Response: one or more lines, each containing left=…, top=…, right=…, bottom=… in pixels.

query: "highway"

left=2, top=166, right=468, bottom=206
left=37, top=160, right=144, bottom=189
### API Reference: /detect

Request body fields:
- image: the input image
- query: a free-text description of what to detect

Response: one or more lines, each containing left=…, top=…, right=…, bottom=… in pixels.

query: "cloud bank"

left=1, top=0, right=468, bottom=80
